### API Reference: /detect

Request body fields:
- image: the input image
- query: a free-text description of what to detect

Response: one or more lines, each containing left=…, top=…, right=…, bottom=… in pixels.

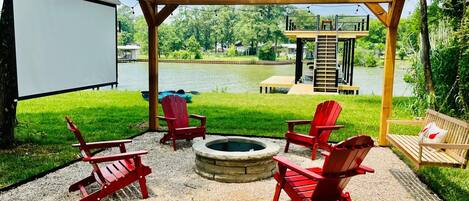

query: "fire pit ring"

left=192, top=137, right=280, bottom=183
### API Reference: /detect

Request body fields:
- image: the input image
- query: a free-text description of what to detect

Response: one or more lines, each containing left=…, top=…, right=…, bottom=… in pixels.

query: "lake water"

left=115, top=62, right=413, bottom=96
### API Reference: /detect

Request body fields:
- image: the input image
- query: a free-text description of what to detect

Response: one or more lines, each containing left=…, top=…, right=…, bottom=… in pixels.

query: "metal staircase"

left=313, top=35, right=338, bottom=93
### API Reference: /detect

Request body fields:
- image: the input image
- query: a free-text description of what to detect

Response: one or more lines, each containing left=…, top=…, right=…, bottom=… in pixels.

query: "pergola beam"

left=153, top=0, right=392, bottom=5
left=365, top=3, right=387, bottom=25
left=155, top=5, right=179, bottom=26
left=386, top=0, right=405, bottom=28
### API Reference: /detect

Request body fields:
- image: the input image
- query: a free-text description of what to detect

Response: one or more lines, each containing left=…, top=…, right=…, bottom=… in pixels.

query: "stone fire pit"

left=192, top=137, right=280, bottom=183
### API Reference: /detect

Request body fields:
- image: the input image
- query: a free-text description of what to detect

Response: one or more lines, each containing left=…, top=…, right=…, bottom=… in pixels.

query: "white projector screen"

left=13, top=0, right=117, bottom=99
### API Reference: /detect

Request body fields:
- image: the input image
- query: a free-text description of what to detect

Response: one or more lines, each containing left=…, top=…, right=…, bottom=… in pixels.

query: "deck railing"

left=285, top=14, right=370, bottom=32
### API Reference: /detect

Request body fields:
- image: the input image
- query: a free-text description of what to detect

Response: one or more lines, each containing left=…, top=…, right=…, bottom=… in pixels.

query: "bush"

left=194, top=51, right=203, bottom=59
left=258, top=42, right=276, bottom=61
left=353, top=47, right=378, bottom=67
left=171, top=50, right=192, bottom=60
left=398, top=48, right=407, bottom=60
left=226, top=45, right=237, bottom=57
left=364, top=54, right=378, bottom=67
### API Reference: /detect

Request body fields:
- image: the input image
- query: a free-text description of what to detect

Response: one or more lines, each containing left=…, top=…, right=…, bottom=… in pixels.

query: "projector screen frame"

left=15, top=0, right=118, bottom=100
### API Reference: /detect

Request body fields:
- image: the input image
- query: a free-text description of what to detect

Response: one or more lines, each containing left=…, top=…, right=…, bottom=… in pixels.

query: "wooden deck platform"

left=287, top=84, right=314, bottom=95
left=259, top=76, right=295, bottom=93
left=260, top=76, right=360, bottom=95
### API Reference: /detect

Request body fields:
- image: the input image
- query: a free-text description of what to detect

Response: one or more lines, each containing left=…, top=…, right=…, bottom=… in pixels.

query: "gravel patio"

left=0, top=132, right=441, bottom=201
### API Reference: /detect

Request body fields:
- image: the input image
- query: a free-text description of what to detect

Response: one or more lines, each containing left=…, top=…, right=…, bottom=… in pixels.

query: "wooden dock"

left=287, top=84, right=314, bottom=95
left=259, top=76, right=360, bottom=95
left=259, top=76, right=295, bottom=93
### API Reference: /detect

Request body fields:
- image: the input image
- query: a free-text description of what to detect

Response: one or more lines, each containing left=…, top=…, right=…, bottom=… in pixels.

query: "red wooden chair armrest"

left=357, top=165, right=374, bottom=173
left=286, top=131, right=315, bottom=140
left=156, top=116, right=176, bottom=121
left=286, top=120, right=311, bottom=132
left=83, top=150, right=148, bottom=163
left=314, top=125, right=345, bottom=131
left=273, top=156, right=324, bottom=181
left=286, top=120, right=311, bottom=125
left=189, top=114, right=206, bottom=126
left=321, top=151, right=330, bottom=157
left=72, top=139, right=132, bottom=149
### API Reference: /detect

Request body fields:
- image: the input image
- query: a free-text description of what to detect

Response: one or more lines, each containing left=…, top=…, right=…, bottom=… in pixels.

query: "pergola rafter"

left=365, top=3, right=388, bottom=25
left=139, top=0, right=405, bottom=146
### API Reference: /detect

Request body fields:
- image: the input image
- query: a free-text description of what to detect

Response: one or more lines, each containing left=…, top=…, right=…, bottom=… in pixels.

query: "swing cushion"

left=419, top=122, right=448, bottom=144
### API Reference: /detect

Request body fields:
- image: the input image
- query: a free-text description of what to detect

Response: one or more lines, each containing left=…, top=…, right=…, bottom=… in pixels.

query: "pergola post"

left=140, top=1, right=159, bottom=131
left=378, top=0, right=404, bottom=146
left=140, top=1, right=178, bottom=131
left=379, top=26, right=397, bottom=145
left=148, top=22, right=159, bottom=131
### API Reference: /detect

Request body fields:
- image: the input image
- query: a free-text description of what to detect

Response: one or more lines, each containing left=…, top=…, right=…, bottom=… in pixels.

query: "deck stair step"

left=313, top=34, right=338, bottom=93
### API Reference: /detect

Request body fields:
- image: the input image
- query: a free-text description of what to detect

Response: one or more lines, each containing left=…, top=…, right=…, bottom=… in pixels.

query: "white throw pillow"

left=419, top=122, right=448, bottom=143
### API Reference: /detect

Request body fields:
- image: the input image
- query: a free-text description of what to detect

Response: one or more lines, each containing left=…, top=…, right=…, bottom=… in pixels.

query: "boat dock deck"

left=259, top=76, right=360, bottom=95
left=259, top=76, right=295, bottom=94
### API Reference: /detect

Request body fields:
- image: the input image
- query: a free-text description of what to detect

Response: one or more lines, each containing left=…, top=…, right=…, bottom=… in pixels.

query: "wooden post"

left=148, top=23, right=158, bottom=131
left=295, top=38, right=303, bottom=84
left=378, top=26, right=398, bottom=146
left=378, top=0, right=404, bottom=146
left=140, top=1, right=159, bottom=131
left=350, top=38, right=355, bottom=86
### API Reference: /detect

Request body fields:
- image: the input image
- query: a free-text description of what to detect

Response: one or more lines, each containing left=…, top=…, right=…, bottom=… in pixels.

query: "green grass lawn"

left=0, top=91, right=467, bottom=201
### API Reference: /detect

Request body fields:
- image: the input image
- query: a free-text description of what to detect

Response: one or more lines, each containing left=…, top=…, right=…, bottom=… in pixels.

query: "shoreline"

left=119, top=59, right=294, bottom=65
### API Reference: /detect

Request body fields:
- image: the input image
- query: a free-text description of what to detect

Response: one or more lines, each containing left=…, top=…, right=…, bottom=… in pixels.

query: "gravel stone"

left=0, top=132, right=440, bottom=201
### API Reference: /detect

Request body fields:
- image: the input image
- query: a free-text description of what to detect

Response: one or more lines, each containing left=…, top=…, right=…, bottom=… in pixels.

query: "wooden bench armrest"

left=419, top=143, right=469, bottom=150
left=83, top=150, right=148, bottom=163
left=72, top=139, right=132, bottom=149
left=387, top=119, right=426, bottom=125
left=273, top=156, right=324, bottom=181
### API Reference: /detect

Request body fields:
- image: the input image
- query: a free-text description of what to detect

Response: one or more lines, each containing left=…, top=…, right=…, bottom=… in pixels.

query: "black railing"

left=285, top=14, right=369, bottom=32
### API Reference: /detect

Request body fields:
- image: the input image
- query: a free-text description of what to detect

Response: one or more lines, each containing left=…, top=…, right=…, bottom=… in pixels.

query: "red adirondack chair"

left=284, top=100, right=343, bottom=159
left=65, top=117, right=152, bottom=201
left=273, top=135, right=375, bottom=201
left=158, top=95, right=206, bottom=150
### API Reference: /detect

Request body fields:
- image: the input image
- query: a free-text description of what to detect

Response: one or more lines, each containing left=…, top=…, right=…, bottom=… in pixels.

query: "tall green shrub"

left=258, top=42, right=276, bottom=61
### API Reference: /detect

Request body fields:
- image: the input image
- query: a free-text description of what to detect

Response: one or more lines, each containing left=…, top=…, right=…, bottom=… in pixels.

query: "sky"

left=119, top=0, right=420, bottom=18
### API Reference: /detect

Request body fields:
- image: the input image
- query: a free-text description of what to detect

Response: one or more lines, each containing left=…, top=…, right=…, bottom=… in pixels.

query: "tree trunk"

left=419, top=0, right=436, bottom=107
left=0, top=0, right=18, bottom=148
left=221, top=40, right=224, bottom=52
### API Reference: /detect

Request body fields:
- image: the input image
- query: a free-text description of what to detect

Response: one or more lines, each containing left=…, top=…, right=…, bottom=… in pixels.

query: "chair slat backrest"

left=162, top=95, right=190, bottom=128
left=426, top=110, right=469, bottom=163
left=312, top=135, right=374, bottom=200
left=65, top=117, right=106, bottom=184
left=309, top=100, right=342, bottom=144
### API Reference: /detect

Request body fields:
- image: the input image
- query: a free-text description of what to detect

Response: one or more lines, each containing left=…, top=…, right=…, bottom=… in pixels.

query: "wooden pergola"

left=138, top=0, right=405, bottom=146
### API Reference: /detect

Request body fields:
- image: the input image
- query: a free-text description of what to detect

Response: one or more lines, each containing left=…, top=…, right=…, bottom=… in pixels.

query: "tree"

left=0, top=0, right=18, bottom=148
left=159, top=24, right=182, bottom=57
left=419, top=0, right=436, bottom=107
left=185, top=36, right=202, bottom=59
left=117, top=5, right=135, bottom=45
left=134, top=16, right=148, bottom=54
